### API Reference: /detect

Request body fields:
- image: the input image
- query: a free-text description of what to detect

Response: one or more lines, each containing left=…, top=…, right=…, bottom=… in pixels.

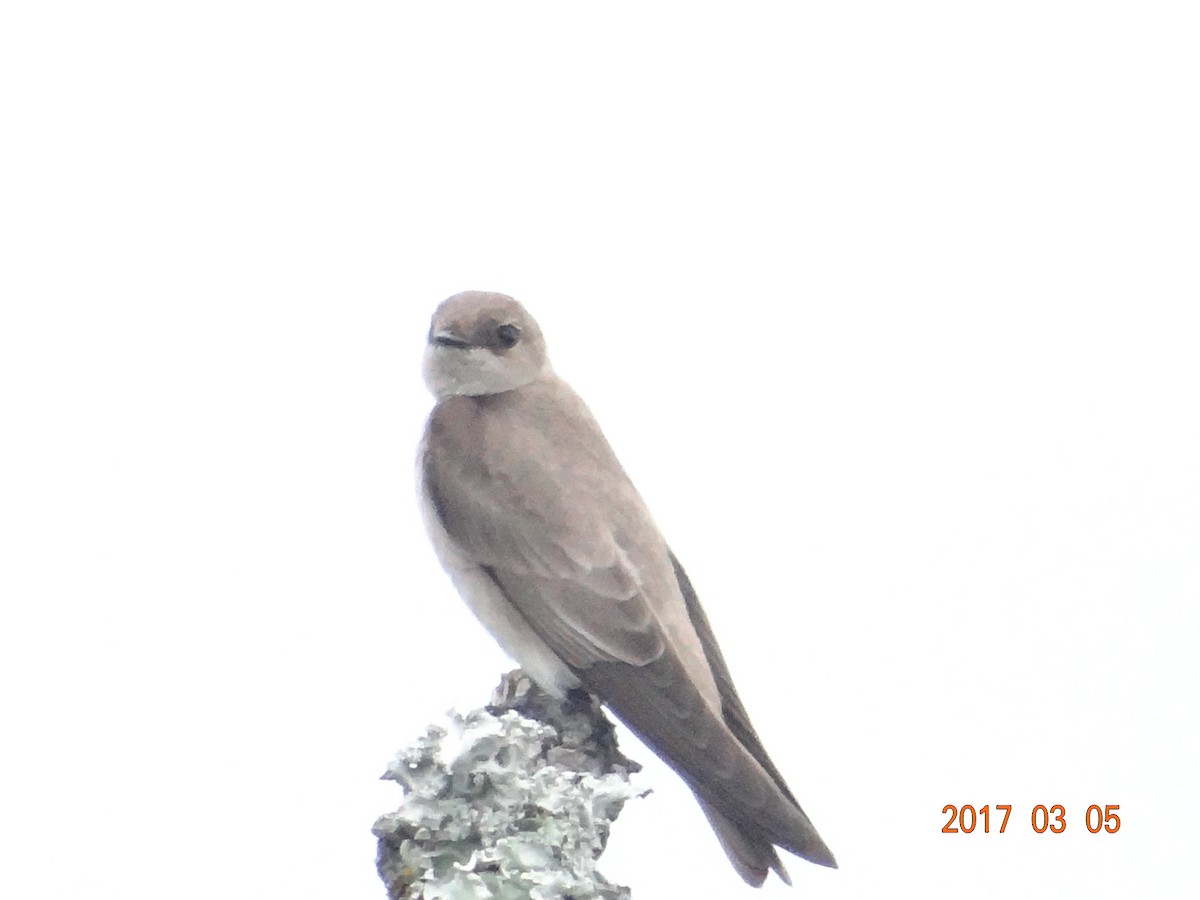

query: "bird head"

left=423, top=291, right=549, bottom=398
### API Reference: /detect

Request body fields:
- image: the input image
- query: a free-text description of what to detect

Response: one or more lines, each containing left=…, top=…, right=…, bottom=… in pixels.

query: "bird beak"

left=430, top=328, right=471, bottom=349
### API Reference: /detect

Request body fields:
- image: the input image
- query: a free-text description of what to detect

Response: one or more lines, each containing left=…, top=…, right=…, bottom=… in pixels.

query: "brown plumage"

left=419, top=291, right=836, bottom=885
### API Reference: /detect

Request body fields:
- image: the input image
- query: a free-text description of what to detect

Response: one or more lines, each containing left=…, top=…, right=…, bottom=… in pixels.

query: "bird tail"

left=696, top=796, right=791, bottom=887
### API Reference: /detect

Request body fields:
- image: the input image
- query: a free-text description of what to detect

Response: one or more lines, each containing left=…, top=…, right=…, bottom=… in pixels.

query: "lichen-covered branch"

left=374, top=671, right=645, bottom=900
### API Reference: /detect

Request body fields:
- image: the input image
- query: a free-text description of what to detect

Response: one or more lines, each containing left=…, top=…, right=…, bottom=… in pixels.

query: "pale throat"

left=424, top=345, right=545, bottom=398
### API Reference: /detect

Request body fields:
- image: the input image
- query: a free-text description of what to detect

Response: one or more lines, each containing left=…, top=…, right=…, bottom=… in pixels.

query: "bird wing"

left=422, top=386, right=693, bottom=671
left=422, top=385, right=836, bottom=870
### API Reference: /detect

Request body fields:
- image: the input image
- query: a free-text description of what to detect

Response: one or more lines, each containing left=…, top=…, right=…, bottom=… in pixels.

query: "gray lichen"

left=374, top=671, right=644, bottom=900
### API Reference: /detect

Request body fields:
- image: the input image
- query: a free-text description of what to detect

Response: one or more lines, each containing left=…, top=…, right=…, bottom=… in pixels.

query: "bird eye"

left=496, top=323, right=521, bottom=348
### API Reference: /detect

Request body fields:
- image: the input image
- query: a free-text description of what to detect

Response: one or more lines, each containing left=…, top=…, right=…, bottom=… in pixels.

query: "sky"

left=2, top=2, right=1198, bottom=898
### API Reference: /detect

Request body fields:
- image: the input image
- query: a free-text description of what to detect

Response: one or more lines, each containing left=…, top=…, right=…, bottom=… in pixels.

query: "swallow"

left=418, top=290, right=836, bottom=885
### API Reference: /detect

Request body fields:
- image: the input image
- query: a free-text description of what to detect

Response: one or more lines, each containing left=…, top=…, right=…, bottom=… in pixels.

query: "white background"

left=2, top=3, right=1198, bottom=898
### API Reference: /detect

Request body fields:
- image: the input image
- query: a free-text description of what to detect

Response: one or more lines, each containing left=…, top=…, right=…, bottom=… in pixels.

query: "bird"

left=417, top=290, right=836, bottom=886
